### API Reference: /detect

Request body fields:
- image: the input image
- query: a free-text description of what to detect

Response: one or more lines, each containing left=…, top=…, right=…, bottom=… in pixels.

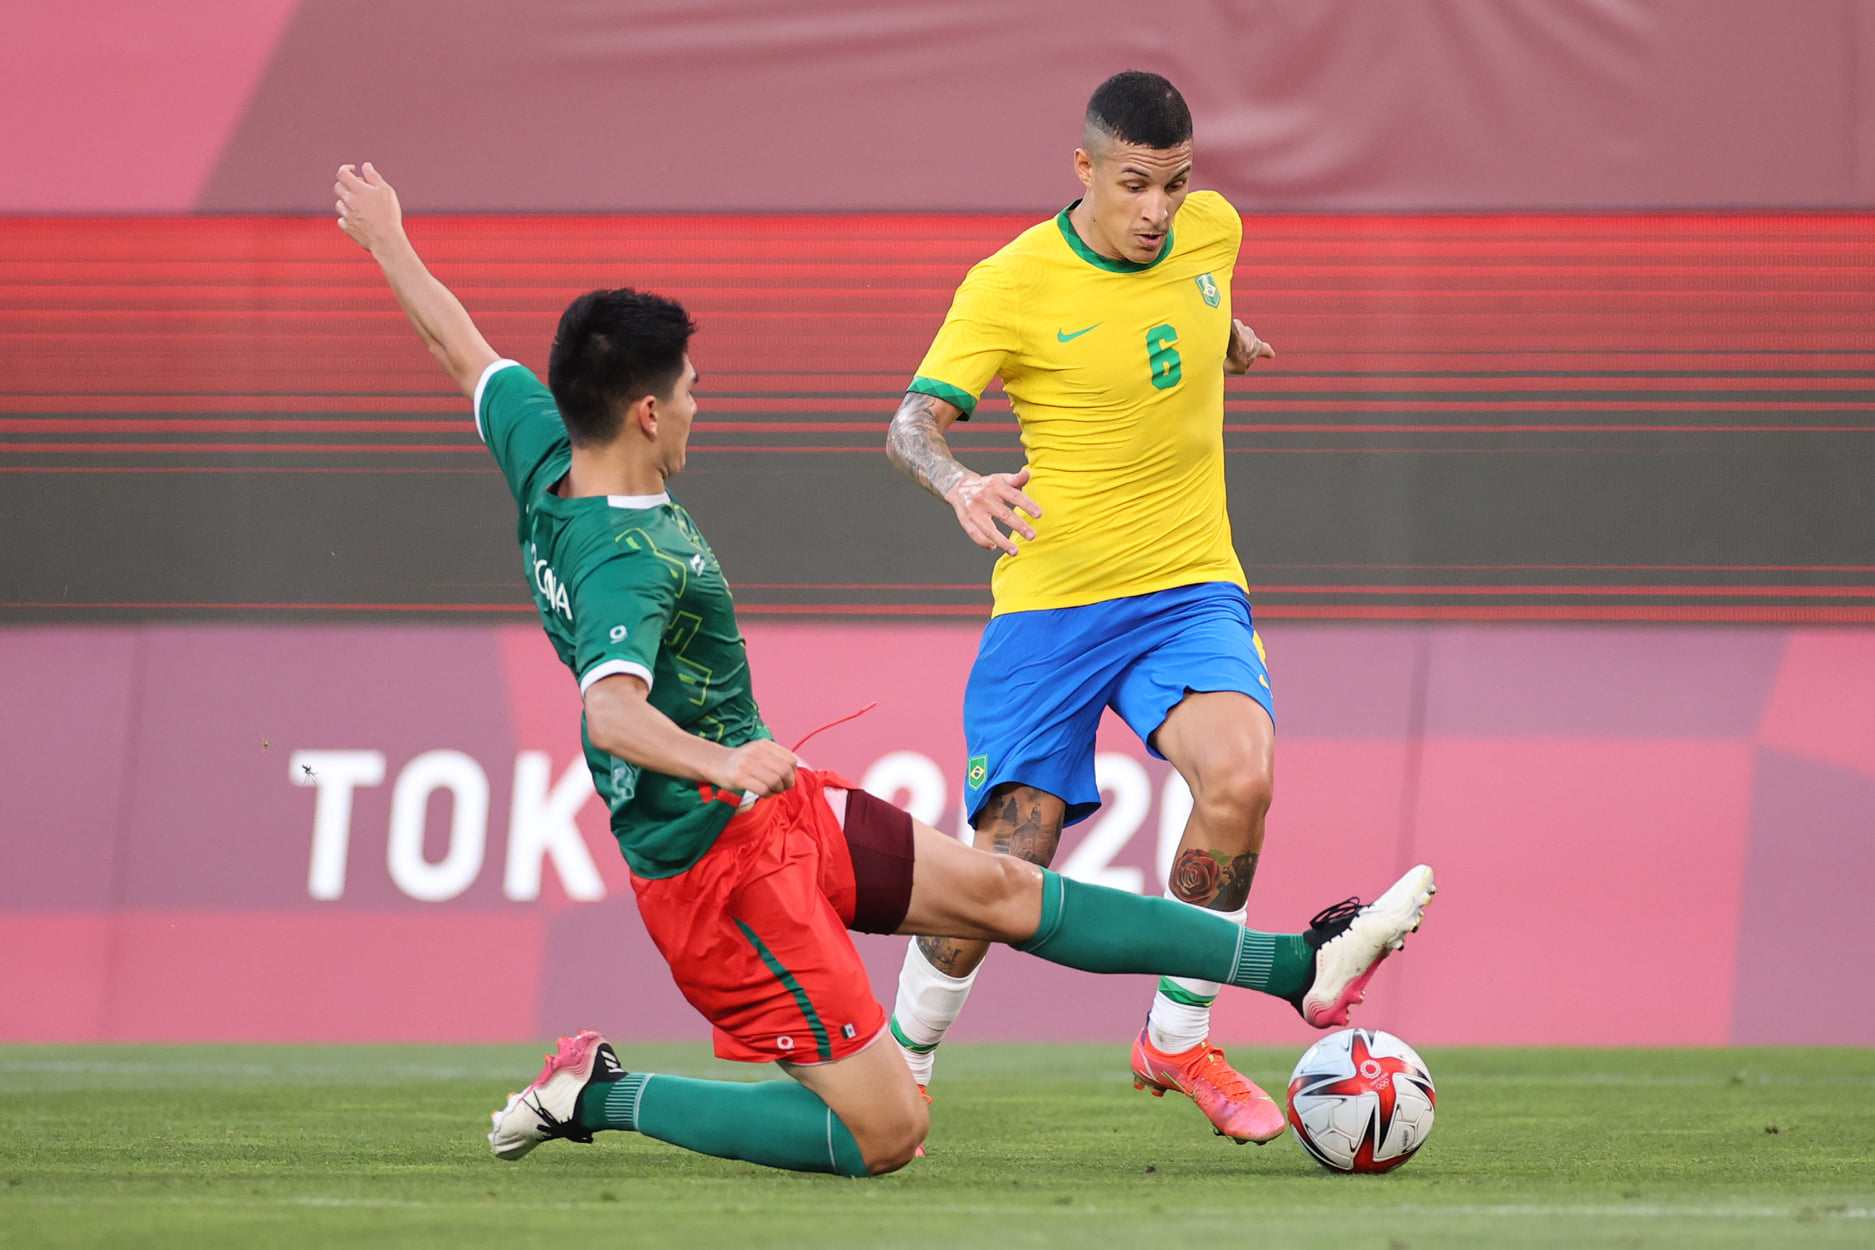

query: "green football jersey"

left=476, top=360, right=770, bottom=878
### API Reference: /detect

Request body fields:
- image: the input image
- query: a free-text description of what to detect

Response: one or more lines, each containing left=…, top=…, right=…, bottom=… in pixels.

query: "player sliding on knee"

left=336, top=158, right=1434, bottom=1180
left=490, top=858, right=1432, bottom=1171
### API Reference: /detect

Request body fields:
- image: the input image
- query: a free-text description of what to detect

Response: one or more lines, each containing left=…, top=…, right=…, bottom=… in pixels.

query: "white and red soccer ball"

left=1286, top=1028, right=1436, bottom=1173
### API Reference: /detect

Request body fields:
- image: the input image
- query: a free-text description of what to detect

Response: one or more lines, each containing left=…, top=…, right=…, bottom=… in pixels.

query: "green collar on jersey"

left=1056, top=200, right=1175, bottom=274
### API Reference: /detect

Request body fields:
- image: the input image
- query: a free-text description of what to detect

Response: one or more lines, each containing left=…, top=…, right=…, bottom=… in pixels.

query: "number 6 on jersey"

left=1146, top=324, right=1182, bottom=390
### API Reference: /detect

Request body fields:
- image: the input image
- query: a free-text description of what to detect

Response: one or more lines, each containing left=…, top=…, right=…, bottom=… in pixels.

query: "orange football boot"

left=914, top=1084, right=930, bottom=1157
left=1130, top=1027, right=1286, bottom=1144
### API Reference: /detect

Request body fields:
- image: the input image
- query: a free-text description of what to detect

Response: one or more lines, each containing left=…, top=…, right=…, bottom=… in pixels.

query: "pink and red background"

left=4, top=2, right=1873, bottom=1049
left=6, top=621, right=1872, bottom=1047
left=6, top=0, right=1873, bottom=214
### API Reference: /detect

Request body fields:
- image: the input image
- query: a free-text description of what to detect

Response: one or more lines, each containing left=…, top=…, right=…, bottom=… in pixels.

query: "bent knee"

left=1195, top=767, right=1272, bottom=824
left=862, top=1102, right=930, bottom=1175
left=989, top=851, right=1042, bottom=895
left=979, top=853, right=1043, bottom=942
left=986, top=851, right=1043, bottom=906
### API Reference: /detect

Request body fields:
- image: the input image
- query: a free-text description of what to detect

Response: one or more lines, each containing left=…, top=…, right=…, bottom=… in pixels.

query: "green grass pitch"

left=2, top=1043, right=1871, bottom=1249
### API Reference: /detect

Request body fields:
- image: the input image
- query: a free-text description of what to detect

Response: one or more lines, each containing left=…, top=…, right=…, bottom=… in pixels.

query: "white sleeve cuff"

left=472, top=358, right=522, bottom=443
left=580, top=658, right=654, bottom=694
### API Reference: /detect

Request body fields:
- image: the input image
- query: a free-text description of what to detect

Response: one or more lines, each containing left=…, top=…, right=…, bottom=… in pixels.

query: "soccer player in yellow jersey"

left=885, top=72, right=1299, bottom=1144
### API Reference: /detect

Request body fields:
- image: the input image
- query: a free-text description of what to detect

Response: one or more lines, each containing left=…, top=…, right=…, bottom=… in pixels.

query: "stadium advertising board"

left=4, top=622, right=1871, bottom=1048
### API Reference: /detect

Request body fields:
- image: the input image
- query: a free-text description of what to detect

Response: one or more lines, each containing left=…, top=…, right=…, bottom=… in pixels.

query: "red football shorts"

left=630, top=767, right=916, bottom=1065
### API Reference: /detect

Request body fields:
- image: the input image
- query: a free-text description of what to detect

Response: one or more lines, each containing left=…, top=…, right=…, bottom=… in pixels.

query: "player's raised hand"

left=944, top=466, right=1043, bottom=557
left=715, top=738, right=799, bottom=797
left=1225, top=319, right=1276, bottom=374
left=334, top=162, right=405, bottom=255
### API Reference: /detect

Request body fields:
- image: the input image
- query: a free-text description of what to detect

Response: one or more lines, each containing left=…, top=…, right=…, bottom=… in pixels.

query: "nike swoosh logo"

left=1057, top=324, right=1102, bottom=342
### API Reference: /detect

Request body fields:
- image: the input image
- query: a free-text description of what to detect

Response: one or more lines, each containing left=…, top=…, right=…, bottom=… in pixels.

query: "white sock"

left=1146, top=890, right=1248, bottom=1055
left=889, top=940, right=983, bottom=1086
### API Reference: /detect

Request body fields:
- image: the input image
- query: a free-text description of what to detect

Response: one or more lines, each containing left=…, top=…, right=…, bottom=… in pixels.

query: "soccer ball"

left=1285, top=1028, right=1436, bottom=1173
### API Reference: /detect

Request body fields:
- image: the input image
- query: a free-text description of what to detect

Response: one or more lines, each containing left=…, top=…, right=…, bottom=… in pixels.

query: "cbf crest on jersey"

left=1194, top=272, right=1221, bottom=308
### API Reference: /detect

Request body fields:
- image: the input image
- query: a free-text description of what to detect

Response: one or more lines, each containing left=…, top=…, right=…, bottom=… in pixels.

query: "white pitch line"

left=1387, top=1203, right=1874, bottom=1219
left=10, top=1195, right=1873, bottom=1220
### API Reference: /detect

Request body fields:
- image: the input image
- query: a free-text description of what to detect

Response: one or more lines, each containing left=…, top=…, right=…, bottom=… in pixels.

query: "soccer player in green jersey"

left=336, top=160, right=1433, bottom=1177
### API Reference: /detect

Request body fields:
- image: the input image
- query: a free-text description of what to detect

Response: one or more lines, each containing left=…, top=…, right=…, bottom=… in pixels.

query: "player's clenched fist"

left=944, top=465, right=1043, bottom=557
left=714, top=738, right=799, bottom=797
left=1224, top=319, right=1275, bottom=374
left=334, top=162, right=405, bottom=255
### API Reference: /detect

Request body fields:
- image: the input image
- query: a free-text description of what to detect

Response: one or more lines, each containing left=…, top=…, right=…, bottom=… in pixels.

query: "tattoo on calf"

left=913, top=787, right=1064, bottom=978
left=987, top=796, right=1062, bottom=865
left=1169, top=849, right=1259, bottom=911
left=917, top=934, right=975, bottom=975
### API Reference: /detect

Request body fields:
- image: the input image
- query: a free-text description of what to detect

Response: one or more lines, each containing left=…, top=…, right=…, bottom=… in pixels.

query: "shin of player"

left=894, top=692, right=1273, bottom=1075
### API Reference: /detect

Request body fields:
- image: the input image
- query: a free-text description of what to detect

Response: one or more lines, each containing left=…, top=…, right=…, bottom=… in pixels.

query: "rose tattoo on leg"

left=1169, top=848, right=1259, bottom=911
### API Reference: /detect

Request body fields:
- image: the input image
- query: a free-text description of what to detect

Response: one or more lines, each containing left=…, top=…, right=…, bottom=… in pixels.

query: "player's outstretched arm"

left=885, top=391, right=1041, bottom=557
left=334, top=162, right=498, bottom=399
left=584, top=673, right=798, bottom=797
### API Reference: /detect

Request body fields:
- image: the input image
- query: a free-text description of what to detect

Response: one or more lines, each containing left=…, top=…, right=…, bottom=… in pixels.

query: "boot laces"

left=518, top=1036, right=600, bottom=1145
left=1305, top=896, right=1363, bottom=945
left=1191, top=1043, right=1259, bottom=1102
left=523, top=1088, right=594, bottom=1145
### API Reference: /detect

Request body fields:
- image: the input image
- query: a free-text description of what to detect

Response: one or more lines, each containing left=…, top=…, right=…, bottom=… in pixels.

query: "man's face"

left=1076, top=137, right=1193, bottom=264
left=653, top=356, right=699, bottom=477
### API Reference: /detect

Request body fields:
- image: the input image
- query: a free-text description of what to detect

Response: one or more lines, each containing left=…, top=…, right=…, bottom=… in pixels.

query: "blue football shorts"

left=961, top=581, right=1274, bottom=828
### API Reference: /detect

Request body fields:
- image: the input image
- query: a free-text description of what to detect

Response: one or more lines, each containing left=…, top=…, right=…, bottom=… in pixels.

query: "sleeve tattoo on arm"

left=886, top=393, right=969, bottom=500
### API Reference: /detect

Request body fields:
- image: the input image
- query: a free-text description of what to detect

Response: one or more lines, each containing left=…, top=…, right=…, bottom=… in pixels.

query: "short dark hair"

left=1085, top=71, right=1192, bottom=150
left=547, top=288, right=697, bottom=447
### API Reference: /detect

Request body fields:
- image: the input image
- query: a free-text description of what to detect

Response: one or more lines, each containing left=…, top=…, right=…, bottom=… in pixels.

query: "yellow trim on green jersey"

left=911, top=190, right=1248, bottom=615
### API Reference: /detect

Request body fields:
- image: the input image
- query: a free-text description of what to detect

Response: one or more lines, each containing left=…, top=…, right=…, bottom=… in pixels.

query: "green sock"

left=1015, top=870, right=1313, bottom=999
left=576, top=1074, right=868, bottom=1178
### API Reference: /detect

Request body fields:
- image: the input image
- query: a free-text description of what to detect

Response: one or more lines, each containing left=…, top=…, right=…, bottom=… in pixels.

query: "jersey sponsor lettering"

left=609, top=760, right=640, bottom=806
left=531, top=549, right=572, bottom=619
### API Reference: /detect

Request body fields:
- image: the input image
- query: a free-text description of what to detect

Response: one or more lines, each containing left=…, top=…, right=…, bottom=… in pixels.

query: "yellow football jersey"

left=911, top=189, right=1246, bottom=615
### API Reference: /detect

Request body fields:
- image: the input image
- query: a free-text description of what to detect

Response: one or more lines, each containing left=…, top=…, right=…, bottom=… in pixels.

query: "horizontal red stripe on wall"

left=8, top=420, right=1874, bottom=441
left=12, top=601, right=1875, bottom=623
left=4, top=211, right=1871, bottom=620
left=5, top=215, right=1870, bottom=399
left=0, top=465, right=496, bottom=474
left=1249, top=584, right=1875, bottom=598
left=0, top=419, right=470, bottom=434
